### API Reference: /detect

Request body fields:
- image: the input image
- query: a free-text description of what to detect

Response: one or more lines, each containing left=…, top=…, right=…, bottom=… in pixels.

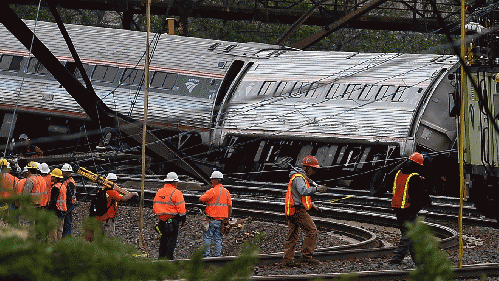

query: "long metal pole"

left=139, top=0, right=151, bottom=249
left=458, top=0, right=466, bottom=268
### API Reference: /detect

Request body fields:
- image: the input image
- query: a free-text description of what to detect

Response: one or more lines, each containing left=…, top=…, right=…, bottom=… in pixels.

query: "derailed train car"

left=0, top=20, right=466, bottom=197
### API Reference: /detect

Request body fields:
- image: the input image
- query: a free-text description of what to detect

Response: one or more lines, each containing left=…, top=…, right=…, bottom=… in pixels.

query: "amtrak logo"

left=185, top=81, right=199, bottom=93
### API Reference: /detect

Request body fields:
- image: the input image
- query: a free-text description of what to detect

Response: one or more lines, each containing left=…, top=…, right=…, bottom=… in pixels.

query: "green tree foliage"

left=0, top=189, right=258, bottom=281
left=407, top=219, right=455, bottom=281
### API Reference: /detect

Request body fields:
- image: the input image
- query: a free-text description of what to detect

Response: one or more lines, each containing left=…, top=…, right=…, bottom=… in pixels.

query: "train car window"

left=92, top=65, right=107, bottom=81
left=258, top=81, right=277, bottom=96
left=344, top=84, right=362, bottom=99
left=358, top=85, right=378, bottom=101
left=305, top=82, right=318, bottom=98
left=151, top=71, right=167, bottom=88
left=74, top=64, right=93, bottom=81
left=121, top=68, right=133, bottom=84
left=392, top=86, right=410, bottom=102
left=133, top=69, right=145, bottom=85
left=375, top=85, right=394, bottom=101
left=290, top=82, right=303, bottom=97
left=8, top=56, right=23, bottom=71
left=0, top=55, right=9, bottom=70
left=26, top=57, right=39, bottom=73
left=273, top=82, right=288, bottom=97
left=103, top=67, right=118, bottom=82
left=324, top=84, right=340, bottom=99
left=163, top=73, right=177, bottom=89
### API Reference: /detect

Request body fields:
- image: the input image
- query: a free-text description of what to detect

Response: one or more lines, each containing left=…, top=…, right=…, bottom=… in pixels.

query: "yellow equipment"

left=77, top=167, right=129, bottom=195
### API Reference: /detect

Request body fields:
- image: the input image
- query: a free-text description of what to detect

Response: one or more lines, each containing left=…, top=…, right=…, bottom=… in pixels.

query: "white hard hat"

left=210, top=171, right=223, bottom=179
left=61, top=163, right=73, bottom=172
left=6, top=162, right=10, bottom=169
left=106, top=173, right=117, bottom=181
left=39, top=163, right=50, bottom=174
left=164, top=172, right=179, bottom=182
left=22, top=166, right=28, bottom=173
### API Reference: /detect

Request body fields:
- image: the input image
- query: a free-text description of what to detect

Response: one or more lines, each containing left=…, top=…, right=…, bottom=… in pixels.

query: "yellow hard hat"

left=0, top=159, right=8, bottom=167
left=50, top=168, right=63, bottom=178
left=27, top=161, right=38, bottom=170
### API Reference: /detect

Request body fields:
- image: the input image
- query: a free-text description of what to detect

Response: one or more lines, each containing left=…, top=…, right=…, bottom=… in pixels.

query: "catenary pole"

left=458, top=0, right=466, bottom=268
left=139, top=0, right=151, bottom=249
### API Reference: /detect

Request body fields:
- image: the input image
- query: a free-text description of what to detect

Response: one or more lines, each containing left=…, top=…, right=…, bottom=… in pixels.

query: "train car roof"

left=0, top=20, right=285, bottom=76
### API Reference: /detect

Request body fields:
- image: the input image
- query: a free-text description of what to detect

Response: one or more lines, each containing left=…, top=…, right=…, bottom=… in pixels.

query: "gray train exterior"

left=0, top=20, right=459, bottom=188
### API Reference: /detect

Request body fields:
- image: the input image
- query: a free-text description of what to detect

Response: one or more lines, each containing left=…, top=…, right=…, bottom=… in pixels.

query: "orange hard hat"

left=409, top=152, right=424, bottom=166
left=302, top=155, right=320, bottom=168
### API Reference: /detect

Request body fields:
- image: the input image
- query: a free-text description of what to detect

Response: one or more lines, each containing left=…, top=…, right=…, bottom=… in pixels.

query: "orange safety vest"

left=62, top=177, right=76, bottom=204
left=392, top=170, right=419, bottom=209
left=25, top=175, right=48, bottom=206
left=285, top=173, right=313, bottom=216
left=153, top=183, right=187, bottom=221
left=16, top=178, right=27, bottom=194
left=43, top=174, right=52, bottom=189
left=201, top=184, right=231, bottom=219
left=53, top=182, right=67, bottom=212
left=0, top=173, right=17, bottom=198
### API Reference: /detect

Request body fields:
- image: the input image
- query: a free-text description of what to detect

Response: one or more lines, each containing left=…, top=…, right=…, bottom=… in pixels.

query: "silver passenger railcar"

left=0, top=20, right=460, bottom=194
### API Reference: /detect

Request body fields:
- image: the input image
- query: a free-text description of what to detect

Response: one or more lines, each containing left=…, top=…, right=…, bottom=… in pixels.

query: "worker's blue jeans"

left=202, top=219, right=223, bottom=257
left=62, top=210, right=73, bottom=237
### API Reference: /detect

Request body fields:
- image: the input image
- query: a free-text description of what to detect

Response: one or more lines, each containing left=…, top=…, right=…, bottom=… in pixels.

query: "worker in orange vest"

left=388, top=152, right=431, bottom=265
left=199, top=171, right=232, bottom=257
left=61, top=163, right=76, bottom=237
left=23, top=162, right=48, bottom=208
left=47, top=168, right=66, bottom=241
left=283, top=155, right=327, bottom=267
left=0, top=159, right=18, bottom=210
left=0, top=159, right=17, bottom=198
left=153, top=172, right=187, bottom=260
left=85, top=173, right=138, bottom=242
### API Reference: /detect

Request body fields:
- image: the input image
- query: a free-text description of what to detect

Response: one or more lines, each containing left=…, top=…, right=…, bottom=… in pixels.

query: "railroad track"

left=75, top=176, right=497, bottom=228
left=249, top=263, right=499, bottom=280
left=73, top=179, right=499, bottom=280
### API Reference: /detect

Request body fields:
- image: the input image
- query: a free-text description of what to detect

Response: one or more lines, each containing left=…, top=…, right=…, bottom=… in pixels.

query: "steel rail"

left=249, top=263, right=499, bottom=280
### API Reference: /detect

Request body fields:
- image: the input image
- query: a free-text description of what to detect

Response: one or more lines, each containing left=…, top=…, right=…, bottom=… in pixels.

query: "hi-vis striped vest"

left=285, top=174, right=312, bottom=216
left=392, top=170, right=419, bottom=209
left=53, top=182, right=67, bottom=212
left=153, top=184, right=186, bottom=221
left=202, top=184, right=230, bottom=219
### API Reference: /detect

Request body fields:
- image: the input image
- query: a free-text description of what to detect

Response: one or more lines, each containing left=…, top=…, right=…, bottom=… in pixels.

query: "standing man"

left=39, top=163, right=52, bottom=188
left=388, top=152, right=431, bottom=265
left=153, top=172, right=187, bottom=260
left=283, top=155, right=327, bottom=267
left=18, top=134, right=43, bottom=158
left=47, top=168, right=66, bottom=241
left=23, top=162, right=48, bottom=208
left=0, top=159, right=18, bottom=200
left=86, top=172, right=138, bottom=241
left=199, top=171, right=232, bottom=257
left=61, top=163, right=76, bottom=237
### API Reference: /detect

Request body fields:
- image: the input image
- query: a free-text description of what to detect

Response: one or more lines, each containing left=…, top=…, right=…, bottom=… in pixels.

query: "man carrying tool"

left=85, top=173, right=138, bottom=241
left=388, top=152, right=431, bottom=265
left=283, top=155, right=327, bottom=267
left=199, top=171, right=232, bottom=257
left=153, top=172, right=187, bottom=260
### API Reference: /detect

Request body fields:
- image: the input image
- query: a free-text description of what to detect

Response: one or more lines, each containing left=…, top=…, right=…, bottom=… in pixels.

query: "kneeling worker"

left=153, top=172, right=186, bottom=260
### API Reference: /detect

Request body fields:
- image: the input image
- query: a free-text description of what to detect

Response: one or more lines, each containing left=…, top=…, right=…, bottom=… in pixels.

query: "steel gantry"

left=7, top=0, right=462, bottom=48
